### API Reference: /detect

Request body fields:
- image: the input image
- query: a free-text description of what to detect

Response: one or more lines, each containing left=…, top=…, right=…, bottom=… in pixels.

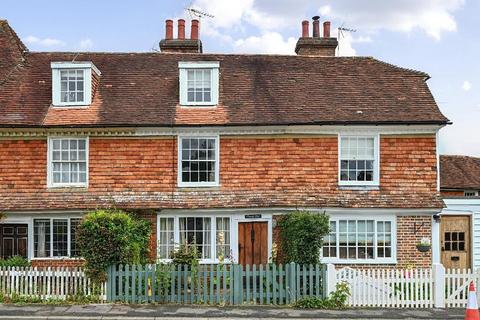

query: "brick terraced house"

left=0, top=17, right=450, bottom=268
left=439, top=155, right=480, bottom=270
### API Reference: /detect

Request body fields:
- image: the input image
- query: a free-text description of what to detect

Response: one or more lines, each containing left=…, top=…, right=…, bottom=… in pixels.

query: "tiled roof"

left=0, top=21, right=449, bottom=127
left=440, top=155, right=480, bottom=190
left=0, top=189, right=445, bottom=211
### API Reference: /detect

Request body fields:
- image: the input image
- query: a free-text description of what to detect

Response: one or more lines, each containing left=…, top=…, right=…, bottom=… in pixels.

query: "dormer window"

left=51, top=62, right=100, bottom=107
left=179, top=62, right=219, bottom=106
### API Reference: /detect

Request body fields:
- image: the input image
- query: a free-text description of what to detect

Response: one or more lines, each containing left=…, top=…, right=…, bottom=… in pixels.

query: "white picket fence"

left=0, top=266, right=106, bottom=301
left=336, top=267, right=433, bottom=308
left=445, top=268, right=479, bottom=308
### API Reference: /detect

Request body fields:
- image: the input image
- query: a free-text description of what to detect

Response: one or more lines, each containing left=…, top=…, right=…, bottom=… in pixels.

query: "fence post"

left=432, top=263, right=445, bottom=308
left=325, top=263, right=336, bottom=298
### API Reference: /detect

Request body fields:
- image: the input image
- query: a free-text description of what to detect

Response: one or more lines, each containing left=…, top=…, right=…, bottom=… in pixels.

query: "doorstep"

left=0, top=304, right=466, bottom=319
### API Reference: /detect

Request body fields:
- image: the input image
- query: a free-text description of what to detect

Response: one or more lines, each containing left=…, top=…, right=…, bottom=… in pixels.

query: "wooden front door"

left=441, top=216, right=471, bottom=269
left=0, top=224, right=28, bottom=259
left=238, top=222, right=268, bottom=266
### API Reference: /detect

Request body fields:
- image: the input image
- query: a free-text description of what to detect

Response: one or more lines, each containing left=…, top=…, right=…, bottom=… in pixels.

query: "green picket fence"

left=106, top=263, right=326, bottom=305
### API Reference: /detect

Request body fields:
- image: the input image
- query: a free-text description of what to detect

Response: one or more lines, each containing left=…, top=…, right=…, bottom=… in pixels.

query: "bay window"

left=322, top=216, right=395, bottom=263
left=157, top=216, right=231, bottom=262
left=33, top=218, right=82, bottom=258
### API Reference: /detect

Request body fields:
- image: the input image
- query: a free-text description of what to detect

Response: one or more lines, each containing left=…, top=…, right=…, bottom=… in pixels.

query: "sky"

left=2, top=0, right=479, bottom=156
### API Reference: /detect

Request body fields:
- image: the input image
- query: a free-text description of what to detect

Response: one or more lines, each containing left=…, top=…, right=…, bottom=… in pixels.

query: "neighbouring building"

left=439, top=155, right=480, bottom=270
left=0, top=17, right=450, bottom=268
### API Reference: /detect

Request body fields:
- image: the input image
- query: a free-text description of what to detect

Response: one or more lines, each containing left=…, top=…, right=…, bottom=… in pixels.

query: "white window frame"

left=32, top=217, right=82, bottom=260
left=178, top=61, right=220, bottom=106
left=338, top=134, right=380, bottom=187
left=177, top=135, right=220, bottom=188
left=51, top=62, right=100, bottom=107
left=157, top=214, right=233, bottom=264
left=47, top=136, right=89, bottom=188
left=321, top=214, right=397, bottom=264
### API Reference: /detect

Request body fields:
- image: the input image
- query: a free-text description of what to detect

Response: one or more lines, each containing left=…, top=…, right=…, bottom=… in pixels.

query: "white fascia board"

left=51, top=61, right=101, bottom=75
left=178, top=61, right=219, bottom=69
left=136, top=124, right=441, bottom=137
left=158, top=207, right=440, bottom=216
left=444, top=198, right=480, bottom=206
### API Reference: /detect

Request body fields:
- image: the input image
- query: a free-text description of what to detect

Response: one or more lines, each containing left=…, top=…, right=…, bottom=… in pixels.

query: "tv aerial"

left=185, top=7, right=215, bottom=20
left=337, top=22, right=357, bottom=56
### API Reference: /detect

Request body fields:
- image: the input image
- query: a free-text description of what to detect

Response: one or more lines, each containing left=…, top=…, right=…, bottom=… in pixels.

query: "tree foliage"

left=278, top=210, right=330, bottom=265
left=76, top=209, right=151, bottom=284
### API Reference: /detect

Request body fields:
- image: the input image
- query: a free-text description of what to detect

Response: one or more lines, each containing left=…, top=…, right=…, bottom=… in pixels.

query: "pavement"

left=0, top=304, right=467, bottom=319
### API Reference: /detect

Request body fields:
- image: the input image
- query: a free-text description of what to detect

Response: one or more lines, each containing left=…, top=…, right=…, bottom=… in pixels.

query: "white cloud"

left=190, top=0, right=464, bottom=53
left=321, top=0, right=464, bottom=41
left=234, top=32, right=296, bottom=54
left=462, top=80, right=472, bottom=91
left=79, top=38, right=94, bottom=50
left=23, top=35, right=65, bottom=47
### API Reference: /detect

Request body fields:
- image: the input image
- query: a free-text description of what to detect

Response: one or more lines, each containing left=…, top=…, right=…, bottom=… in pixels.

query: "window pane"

left=53, top=219, right=68, bottom=257
left=70, top=218, right=81, bottom=257
left=340, top=137, right=376, bottom=182
left=34, top=219, right=51, bottom=257
left=180, top=138, right=217, bottom=184
left=216, top=217, right=231, bottom=260
left=332, top=219, right=392, bottom=261
left=58, top=69, right=85, bottom=104
left=158, top=217, right=175, bottom=259
left=179, top=217, right=212, bottom=259
left=50, top=138, right=87, bottom=186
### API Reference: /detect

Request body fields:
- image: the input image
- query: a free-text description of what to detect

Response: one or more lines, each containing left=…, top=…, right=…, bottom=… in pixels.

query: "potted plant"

left=416, top=237, right=431, bottom=252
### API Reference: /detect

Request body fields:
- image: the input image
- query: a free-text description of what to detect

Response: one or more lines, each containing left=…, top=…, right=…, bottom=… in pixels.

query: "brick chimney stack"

left=159, top=19, right=203, bottom=53
left=295, top=16, right=338, bottom=56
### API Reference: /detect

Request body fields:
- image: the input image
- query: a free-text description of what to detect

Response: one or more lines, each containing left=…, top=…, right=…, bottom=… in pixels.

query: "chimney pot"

left=165, top=20, right=173, bottom=40
left=191, top=19, right=199, bottom=40
left=301, top=20, right=309, bottom=37
left=178, top=19, right=185, bottom=39
left=323, top=21, right=331, bottom=38
left=312, top=16, right=320, bottom=38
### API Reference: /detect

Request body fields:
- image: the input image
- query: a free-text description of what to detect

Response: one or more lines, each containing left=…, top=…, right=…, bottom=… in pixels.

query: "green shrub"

left=294, top=282, right=350, bottom=309
left=278, top=210, right=330, bottom=264
left=170, top=243, right=199, bottom=267
left=76, top=209, right=151, bottom=284
left=0, top=256, right=30, bottom=267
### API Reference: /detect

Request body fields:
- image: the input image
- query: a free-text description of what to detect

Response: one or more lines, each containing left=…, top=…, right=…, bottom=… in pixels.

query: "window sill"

left=51, top=104, right=90, bottom=109
left=179, top=104, right=218, bottom=108
left=321, top=258, right=397, bottom=265
left=177, top=184, right=221, bottom=190
left=338, top=184, right=380, bottom=191
left=47, top=186, right=88, bottom=192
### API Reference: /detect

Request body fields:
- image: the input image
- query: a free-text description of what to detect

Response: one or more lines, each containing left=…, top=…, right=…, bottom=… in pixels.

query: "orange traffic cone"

left=465, top=281, right=480, bottom=320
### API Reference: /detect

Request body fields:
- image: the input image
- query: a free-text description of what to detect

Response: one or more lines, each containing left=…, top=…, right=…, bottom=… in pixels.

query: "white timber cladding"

left=51, top=62, right=100, bottom=107
left=178, top=61, right=220, bottom=106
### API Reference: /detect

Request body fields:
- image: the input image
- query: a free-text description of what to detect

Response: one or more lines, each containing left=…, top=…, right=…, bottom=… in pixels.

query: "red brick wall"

left=31, top=259, right=84, bottom=268
left=441, top=190, right=465, bottom=197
